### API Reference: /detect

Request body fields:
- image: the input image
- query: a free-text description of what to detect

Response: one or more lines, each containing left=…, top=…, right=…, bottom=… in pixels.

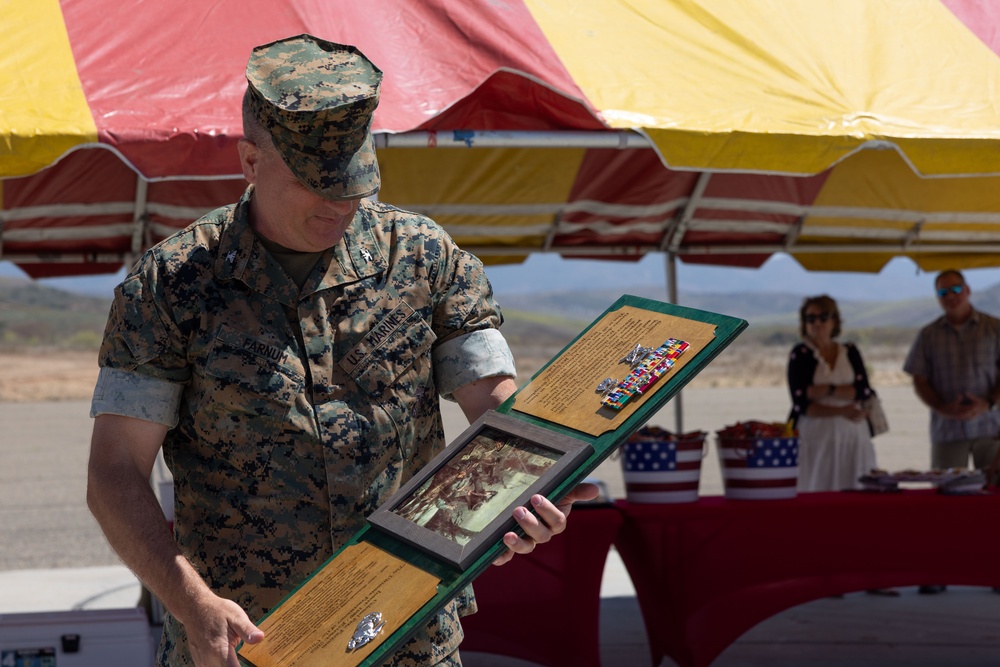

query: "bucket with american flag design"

left=621, top=427, right=706, bottom=503
left=717, top=422, right=799, bottom=500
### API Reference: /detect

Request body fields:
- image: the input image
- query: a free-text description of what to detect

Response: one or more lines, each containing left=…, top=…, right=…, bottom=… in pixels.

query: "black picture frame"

left=367, top=411, right=593, bottom=570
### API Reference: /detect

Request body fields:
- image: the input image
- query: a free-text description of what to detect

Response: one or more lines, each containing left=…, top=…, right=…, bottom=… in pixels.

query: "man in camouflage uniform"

left=87, top=35, right=595, bottom=667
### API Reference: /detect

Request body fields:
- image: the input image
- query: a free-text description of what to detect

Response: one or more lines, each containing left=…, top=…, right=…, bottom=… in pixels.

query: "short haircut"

left=934, top=269, right=966, bottom=290
left=241, top=88, right=275, bottom=152
left=799, top=294, right=842, bottom=339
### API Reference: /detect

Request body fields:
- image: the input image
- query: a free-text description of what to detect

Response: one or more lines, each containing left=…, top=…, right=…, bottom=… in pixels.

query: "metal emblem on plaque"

left=596, top=378, right=617, bottom=395
left=347, top=612, right=386, bottom=651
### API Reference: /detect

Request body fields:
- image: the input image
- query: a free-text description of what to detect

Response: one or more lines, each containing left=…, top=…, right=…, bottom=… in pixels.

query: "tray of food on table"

left=859, top=468, right=987, bottom=494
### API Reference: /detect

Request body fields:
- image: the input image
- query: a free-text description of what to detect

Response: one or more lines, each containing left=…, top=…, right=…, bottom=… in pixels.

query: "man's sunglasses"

left=936, top=284, right=965, bottom=298
left=804, top=313, right=831, bottom=324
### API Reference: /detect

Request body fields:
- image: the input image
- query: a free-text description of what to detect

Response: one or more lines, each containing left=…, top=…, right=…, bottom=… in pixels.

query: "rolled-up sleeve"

left=90, top=367, right=184, bottom=427
left=433, top=329, right=516, bottom=400
left=91, top=259, right=189, bottom=428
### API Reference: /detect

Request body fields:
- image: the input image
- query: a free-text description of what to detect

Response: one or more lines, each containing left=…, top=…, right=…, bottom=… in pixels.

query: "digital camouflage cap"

left=245, top=34, right=383, bottom=200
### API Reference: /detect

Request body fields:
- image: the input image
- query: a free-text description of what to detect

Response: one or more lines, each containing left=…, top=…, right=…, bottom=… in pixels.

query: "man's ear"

left=237, top=138, right=259, bottom=184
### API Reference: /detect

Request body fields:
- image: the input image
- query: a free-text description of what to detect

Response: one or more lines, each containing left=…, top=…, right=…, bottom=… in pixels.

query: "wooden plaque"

left=238, top=543, right=439, bottom=667
left=512, top=306, right=717, bottom=435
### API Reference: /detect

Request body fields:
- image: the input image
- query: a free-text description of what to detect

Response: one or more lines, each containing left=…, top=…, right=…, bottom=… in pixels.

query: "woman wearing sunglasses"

left=788, top=297, right=897, bottom=597
left=787, top=295, right=880, bottom=494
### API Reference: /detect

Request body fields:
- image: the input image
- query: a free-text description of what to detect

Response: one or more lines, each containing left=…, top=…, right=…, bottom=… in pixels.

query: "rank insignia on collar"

left=361, top=248, right=373, bottom=263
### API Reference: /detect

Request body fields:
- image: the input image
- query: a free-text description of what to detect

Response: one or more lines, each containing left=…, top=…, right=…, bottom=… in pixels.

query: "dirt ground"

left=0, top=349, right=101, bottom=402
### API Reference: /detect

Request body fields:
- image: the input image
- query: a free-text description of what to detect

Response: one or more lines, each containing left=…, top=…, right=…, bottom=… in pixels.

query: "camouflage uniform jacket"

left=92, top=186, right=515, bottom=666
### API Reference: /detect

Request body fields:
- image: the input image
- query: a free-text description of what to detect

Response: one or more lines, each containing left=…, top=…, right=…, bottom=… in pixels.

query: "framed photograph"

left=368, top=411, right=593, bottom=570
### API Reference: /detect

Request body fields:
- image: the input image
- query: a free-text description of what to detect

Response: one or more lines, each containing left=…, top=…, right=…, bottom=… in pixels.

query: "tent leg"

left=666, top=252, right=683, bottom=433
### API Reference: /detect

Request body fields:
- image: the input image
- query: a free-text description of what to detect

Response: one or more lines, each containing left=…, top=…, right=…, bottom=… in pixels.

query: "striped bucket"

left=621, top=427, right=706, bottom=503
left=716, top=422, right=798, bottom=500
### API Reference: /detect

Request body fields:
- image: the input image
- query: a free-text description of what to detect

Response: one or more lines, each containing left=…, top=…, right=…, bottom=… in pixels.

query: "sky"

left=6, top=253, right=1000, bottom=303
left=483, top=253, right=1000, bottom=303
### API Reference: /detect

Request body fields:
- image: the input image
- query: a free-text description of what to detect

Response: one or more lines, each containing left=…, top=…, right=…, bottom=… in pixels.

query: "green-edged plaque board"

left=238, top=295, right=747, bottom=667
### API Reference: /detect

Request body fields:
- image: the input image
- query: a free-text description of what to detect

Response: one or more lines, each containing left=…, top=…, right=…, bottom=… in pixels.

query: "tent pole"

left=666, top=251, right=683, bottom=433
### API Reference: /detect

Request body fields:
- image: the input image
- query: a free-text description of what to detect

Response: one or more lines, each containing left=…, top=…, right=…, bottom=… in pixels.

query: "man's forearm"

left=87, top=457, right=215, bottom=625
left=912, top=376, right=944, bottom=412
left=87, top=414, right=216, bottom=626
left=453, top=375, right=517, bottom=423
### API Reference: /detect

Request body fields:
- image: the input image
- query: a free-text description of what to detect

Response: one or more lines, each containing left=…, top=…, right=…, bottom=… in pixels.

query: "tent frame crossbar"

left=9, top=242, right=1000, bottom=266
left=374, top=130, right=652, bottom=150
left=8, top=130, right=1000, bottom=266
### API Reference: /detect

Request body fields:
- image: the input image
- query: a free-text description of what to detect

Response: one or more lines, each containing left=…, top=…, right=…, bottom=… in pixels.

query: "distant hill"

left=0, top=277, right=110, bottom=349
left=498, top=281, right=1000, bottom=352
left=8, top=270, right=1000, bottom=353
left=500, top=282, right=1000, bottom=327
left=9, top=251, right=1000, bottom=305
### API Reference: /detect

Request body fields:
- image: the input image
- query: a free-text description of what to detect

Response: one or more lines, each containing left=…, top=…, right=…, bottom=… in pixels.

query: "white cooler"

left=0, top=607, right=154, bottom=667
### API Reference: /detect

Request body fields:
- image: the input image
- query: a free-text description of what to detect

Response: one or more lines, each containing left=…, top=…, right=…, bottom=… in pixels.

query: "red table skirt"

left=460, top=505, right=623, bottom=667
left=461, top=491, right=1000, bottom=667
left=614, top=491, right=1000, bottom=667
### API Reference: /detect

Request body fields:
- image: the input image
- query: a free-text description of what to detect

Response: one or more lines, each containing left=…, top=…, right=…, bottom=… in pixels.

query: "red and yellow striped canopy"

left=6, top=0, right=1000, bottom=276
